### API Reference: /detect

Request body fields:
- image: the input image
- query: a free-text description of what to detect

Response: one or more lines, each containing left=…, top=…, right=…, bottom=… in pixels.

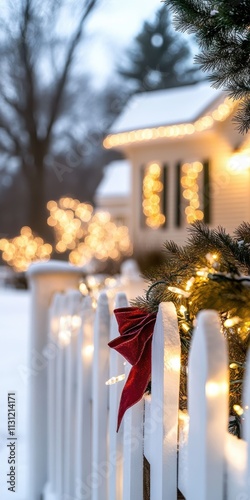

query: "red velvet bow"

left=108, top=307, right=157, bottom=431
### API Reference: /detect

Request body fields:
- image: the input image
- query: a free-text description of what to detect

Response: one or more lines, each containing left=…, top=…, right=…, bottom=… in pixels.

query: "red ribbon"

left=108, top=307, right=156, bottom=431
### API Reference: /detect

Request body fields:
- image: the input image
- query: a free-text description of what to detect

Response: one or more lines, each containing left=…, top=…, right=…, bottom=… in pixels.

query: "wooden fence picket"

left=108, top=292, right=129, bottom=500
left=92, top=292, right=110, bottom=500
left=47, top=292, right=63, bottom=498
left=122, top=360, right=144, bottom=500
left=223, top=344, right=248, bottom=500
left=147, top=302, right=180, bottom=500
left=225, top=432, right=247, bottom=500
left=63, top=291, right=83, bottom=497
left=74, top=296, right=95, bottom=499
left=55, top=295, right=68, bottom=499
left=187, top=310, right=228, bottom=500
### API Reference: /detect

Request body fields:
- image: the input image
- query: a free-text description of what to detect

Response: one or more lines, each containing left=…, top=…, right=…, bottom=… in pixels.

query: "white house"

left=103, top=81, right=250, bottom=253
left=94, top=159, right=131, bottom=227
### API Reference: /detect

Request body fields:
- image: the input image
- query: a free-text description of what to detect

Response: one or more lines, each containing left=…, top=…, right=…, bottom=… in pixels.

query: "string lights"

left=155, top=256, right=247, bottom=421
left=0, top=198, right=132, bottom=272
left=103, top=97, right=236, bottom=149
left=133, top=223, right=250, bottom=435
left=47, top=197, right=132, bottom=266
left=142, top=162, right=165, bottom=229
left=69, top=211, right=132, bottom=266
left=181, top=161, right=204, bottom=224
left=105, top=374, right=126, bottom=386
left=0, top=226, right=52, bottom=272
left=47, top=198, right=93, bottom=253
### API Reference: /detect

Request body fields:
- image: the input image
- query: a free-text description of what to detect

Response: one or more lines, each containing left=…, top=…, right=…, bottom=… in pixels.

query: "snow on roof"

left=95, top=160, right=131, bottom=198
left=110, top=81, right=223, bottom=133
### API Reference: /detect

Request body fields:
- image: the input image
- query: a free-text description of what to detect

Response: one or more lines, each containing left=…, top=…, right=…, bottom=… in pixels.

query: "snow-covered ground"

left=0, top=289, right=30, bottom=499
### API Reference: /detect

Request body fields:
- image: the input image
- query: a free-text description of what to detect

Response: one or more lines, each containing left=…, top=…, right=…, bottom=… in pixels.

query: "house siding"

left=125, top=124, right=249, bottom=254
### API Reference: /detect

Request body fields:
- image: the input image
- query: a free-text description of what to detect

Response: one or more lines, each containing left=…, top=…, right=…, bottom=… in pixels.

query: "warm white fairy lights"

left=168, top=286, right=190, bottom=298
left=233, top=404, right=244, bottom=416
left=103, top=97, right=236, bottom=149
left=224, top=316, right=241, bottom=328
left=105, top=374, right=126, bottom=386
left=181, top=162, right=204, bottom=224
left=47, top=198, right=93, bottom=253
left=0, top=226, right=52, bottom=272
left=206, top=381, right=228, bottom=398
left=228, top=148, right=250, bottom=173
left=69, top=212, right=132, bottom=265
left=47, top=197, right=132, bottom=266
left=142, top=162, right=165, bottom=229
left=58, top=314, right=82, bottom=347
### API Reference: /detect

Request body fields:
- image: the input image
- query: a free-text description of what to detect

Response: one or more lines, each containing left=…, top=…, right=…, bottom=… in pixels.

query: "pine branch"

left=234, top=222, right=250, bottom=243
left=234, top=98, right=250, bottom=134
left=133, top=221, right=250, bottom=423
left=164, top=0, right=250, bottom=131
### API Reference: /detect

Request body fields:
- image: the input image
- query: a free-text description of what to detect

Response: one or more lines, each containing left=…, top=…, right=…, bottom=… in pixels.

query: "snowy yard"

left=0, top=289, right=30, bottom=499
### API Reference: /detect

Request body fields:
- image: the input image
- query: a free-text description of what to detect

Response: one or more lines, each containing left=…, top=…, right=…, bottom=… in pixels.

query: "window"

left=141, top=162, right=167, bottom=229
left=176, top=160, right=210, bottom=226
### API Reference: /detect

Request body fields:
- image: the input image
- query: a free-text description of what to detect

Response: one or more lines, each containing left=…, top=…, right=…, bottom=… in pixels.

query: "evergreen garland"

left=133, top=222, right=250, bottom=435
left=164, top=0, right=250, bottom=132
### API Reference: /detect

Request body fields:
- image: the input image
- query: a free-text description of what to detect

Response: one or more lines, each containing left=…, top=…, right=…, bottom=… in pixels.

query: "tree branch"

left=19, top=0, right=38, bottom=143
left=46, top=0, right=99, bottom=139
left=0, top=91, right=24, bottom=118
left=0, top=116, right=25, bottom=158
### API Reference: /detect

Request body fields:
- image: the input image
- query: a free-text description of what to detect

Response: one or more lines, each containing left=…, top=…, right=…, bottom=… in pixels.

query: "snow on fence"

left=27, top=262, right=250, bottom=500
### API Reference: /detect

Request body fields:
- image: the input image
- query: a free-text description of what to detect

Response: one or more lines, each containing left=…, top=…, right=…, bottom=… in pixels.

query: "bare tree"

left=0, top=0, right=101, bottom=239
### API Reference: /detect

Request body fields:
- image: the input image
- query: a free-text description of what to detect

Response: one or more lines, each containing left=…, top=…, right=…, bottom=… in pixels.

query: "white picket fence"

left=27, top=262, right=250, bottom=500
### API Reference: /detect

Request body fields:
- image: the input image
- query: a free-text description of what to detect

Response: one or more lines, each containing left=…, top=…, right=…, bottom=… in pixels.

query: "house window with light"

left=176, top=160, right=210, bottom=226
left=141, top=162, right=167, bottom=229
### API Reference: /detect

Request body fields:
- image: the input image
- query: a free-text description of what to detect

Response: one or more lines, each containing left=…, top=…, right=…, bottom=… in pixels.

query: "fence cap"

left=27, top=260, right=84, bottom=279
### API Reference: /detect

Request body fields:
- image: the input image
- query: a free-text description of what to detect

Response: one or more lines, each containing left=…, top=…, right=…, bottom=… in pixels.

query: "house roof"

left=103, top=82, right=236, bottom=150
left=110, top=82, right=222, bottom=133
left=95, top=160, right=130, bottom=199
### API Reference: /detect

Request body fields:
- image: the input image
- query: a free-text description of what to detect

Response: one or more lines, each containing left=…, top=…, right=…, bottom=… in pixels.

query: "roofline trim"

left=103, top=97, right=237, bottom=150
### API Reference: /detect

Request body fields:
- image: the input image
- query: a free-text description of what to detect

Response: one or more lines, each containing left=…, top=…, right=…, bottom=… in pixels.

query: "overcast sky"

left=87, top=0, right=162, bottom=40
left=83, top=0, right=172, bottom=87
left=0, top=0, right=195, bottom=88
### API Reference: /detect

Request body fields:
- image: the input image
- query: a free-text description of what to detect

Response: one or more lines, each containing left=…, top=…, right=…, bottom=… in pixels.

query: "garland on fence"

left=109, top=222, right=250, bottom=434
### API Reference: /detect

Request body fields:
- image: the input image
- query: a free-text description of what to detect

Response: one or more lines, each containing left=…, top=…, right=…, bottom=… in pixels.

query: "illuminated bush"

left=47, top=197, right=132, bottom=266
left=0, top=227, right=52, bottom=272
left=0, top=198, right=132, bottom=272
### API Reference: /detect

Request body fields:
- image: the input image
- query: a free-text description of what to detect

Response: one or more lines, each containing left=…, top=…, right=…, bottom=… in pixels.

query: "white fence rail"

left=27, top=262, right=250, bottom=500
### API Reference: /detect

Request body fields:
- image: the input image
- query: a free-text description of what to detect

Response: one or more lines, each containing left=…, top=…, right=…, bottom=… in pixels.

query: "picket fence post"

left=47, top=292, right=63, bottom=497
left=27, top=261, right=83, bottom=500
left=74, top=296, right=95, bottom=499
left=63, top=290, right=83, bottom=497
left=92, top=292, right=110, bottom=500
left=122, top=365, right=144, bottom=500
left=108, top=292, right=129, bottom=500
left=146, top=301, right=180, bottom=500
left=187, top=310, right=228, bottom=500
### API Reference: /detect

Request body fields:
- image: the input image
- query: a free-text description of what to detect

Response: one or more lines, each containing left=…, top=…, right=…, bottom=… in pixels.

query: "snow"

left=28, top=259, right=84, bottom=277
left=110, top=81, right=223, bottom=133
left=0, top=289, right=30, bottom=499
left=95, top=159, right=131, bottom=198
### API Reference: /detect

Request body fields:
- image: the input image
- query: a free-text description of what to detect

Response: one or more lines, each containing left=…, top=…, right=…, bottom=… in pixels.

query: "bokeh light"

left=181, top=162, right=204, bottom=224
left=142, top=162, right=165, bottom=229
left=47, top=197, right=132, bottom=266
left=103, top=97, right=236, bottom=149
left=0, top=226, right=52, bottom=272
